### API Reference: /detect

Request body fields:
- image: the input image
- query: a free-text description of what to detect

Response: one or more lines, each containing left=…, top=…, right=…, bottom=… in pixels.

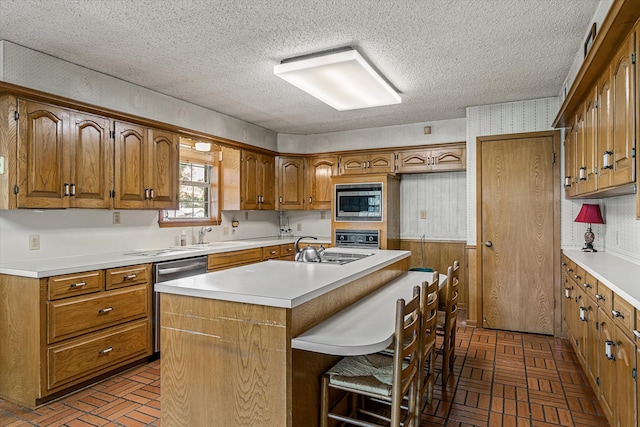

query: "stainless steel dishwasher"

left=153, top=256, right=208, bottom=353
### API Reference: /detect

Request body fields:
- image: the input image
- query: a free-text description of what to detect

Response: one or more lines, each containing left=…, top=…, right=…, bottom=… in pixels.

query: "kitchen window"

left=159, top=138, right=221, bottom=227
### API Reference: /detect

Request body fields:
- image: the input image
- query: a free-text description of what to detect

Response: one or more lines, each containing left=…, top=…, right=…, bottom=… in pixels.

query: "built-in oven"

left=152, top=256, right=208, bottom=354
left=335, top=182, right=383, bottom=222
left=334, top=229, right=380, bottom=249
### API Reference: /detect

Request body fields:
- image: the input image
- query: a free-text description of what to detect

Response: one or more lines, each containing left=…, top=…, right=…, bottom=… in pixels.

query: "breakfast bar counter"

left=156, top=249, right=411, bottom=427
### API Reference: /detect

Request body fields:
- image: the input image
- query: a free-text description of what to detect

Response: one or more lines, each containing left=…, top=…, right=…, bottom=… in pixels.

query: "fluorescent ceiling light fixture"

left=194, top=142, right=211, bottom=152
left=274, top=49, right=400, bottom=111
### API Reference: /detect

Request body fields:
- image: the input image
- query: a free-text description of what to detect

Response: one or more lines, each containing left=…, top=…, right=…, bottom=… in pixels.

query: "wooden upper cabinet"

left=564, top=124, right=577, bottom=198
left=114, top=122, right=178, bottom=209
left=396, top=143, right=466, bottom=173
left=576, top=90, right=598, bottom=195
left=16, top=100, right=112, bottom=209
left=240, top=150, right=275, bottom=210
left=17, top=100, right=70, bottom=208
left=340, top=152, right=395, bottom=175
left=307, top=155, right=338, bottom=210
left=71, top=112, right=113, bottom=208
left=610, top=31, right=635, bottom=187
left=597, top=70, right=614, bottom=188
left=276, top=156, right=305, bottom=210
left=114, top=121, right=147, bottom=209
left=147, top=128, right=178, bottom=209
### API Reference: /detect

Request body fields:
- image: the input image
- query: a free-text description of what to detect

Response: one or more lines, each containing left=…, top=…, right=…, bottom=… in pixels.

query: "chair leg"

left=426, top=351, right=435, bottom=405
left=320, top=375, right=329, bottom=427
left=449, top=325, right=456, bottom=373
left=441, top=331, right=450, bottom=386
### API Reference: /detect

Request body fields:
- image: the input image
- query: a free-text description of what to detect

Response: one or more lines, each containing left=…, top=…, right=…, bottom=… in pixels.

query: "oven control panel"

left=334, top=229, right=380, bottom=249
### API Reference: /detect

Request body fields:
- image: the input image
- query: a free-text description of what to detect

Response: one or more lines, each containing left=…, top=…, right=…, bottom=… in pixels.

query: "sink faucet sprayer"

left=198, top=226, right=212, bottom=244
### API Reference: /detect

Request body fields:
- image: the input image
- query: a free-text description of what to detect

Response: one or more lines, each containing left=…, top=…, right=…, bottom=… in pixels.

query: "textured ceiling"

left=0, top=0, right=599, bottom=135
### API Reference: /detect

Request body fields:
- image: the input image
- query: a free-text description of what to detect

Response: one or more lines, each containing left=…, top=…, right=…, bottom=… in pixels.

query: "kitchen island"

left=155, top=248, right=410, bottom=427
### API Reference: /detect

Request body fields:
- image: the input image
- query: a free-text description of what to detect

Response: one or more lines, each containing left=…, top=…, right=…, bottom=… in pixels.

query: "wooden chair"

left=320, top=288, right=421, bottom=427
left=416, top=271, right=439, bottom=422
left=436, top=260, right=460, bottom=386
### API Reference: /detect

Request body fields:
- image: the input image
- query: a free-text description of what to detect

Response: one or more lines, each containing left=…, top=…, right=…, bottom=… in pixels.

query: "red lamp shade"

left=574, top=204, right=605, bottom=224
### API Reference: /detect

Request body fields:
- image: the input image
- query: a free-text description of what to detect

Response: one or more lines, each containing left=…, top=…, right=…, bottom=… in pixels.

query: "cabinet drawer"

left=280, top=243, right=295, bottom=259
left=49, top=270, right=104, bottom=300
left=596, top=281, right=612, bottom=313
left=581, top=272, right=597, bottom=300
left=48, top=283, right=150, bottom=343
left=262, top=245, right=281, bottom=260
left=105, top=264, right=150, bottom=290
left=611, top=292, right=634, bottom=337
left=47, top=319, right=150, bottom=390
left=207, top=248, right=262, bottom=271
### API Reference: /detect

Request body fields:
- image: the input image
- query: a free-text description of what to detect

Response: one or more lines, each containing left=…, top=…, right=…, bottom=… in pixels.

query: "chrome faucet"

left=198, top=226, right=212, bottom=244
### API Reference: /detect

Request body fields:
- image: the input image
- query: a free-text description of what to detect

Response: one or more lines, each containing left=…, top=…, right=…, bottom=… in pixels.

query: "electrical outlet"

left=420, top=210, right=427, bottom=219
left=29, top=234, right=40, bottom=250
left=297, top=223, right=302, bottom=231
left=244, top=211, right=249, bottom=220
left=223, top=226, right=229, bottom=236
left=113, top=212, right=121, bottom=225
left=320, top=211, right=326, bottom=220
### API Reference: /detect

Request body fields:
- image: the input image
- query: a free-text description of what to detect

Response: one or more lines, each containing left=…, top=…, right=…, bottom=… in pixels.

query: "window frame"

left=158, top=138, right=222, bottom=228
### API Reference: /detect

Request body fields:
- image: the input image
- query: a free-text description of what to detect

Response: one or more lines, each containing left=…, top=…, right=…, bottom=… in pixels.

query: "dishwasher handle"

left=156, top=262, right=207, bottom=275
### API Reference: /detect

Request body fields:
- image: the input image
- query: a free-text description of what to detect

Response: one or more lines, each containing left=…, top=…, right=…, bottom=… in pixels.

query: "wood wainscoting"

left=399, top=239, right=467, bottom=311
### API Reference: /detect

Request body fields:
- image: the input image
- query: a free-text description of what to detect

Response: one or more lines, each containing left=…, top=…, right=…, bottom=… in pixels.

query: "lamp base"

left=582, top=227, right=597, bottom=252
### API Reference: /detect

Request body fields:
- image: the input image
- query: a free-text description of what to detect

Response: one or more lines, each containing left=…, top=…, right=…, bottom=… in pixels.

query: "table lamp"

left=574, top=203, right=605, bottom=252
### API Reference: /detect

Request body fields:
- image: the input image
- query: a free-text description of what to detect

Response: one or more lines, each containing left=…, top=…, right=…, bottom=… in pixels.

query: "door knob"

left=485, top=241, right=493, bottom=247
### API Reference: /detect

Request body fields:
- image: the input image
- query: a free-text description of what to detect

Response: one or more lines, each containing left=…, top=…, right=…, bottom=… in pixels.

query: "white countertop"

left=563, top=250, right=640, bottom=309
left=292, top=271, right=446, bottom=356
left=0, top=236, right=331, bottom=278
left=155, top=248, right=411, bottom=308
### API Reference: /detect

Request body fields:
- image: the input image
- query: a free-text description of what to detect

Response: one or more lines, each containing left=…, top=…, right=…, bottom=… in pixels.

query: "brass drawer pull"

left=98, top=307, right=114, bottom=314
left=70, top=281, right=87, bottom=288
left=123, top=273, right=137, bottom=280
left=99, top=346, right=113, bottom=355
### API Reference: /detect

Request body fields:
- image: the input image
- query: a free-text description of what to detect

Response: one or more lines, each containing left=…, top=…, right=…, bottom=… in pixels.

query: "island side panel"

left=290, top=257, right=408, bottom=426
left=161, top=293, right=291, bottom=427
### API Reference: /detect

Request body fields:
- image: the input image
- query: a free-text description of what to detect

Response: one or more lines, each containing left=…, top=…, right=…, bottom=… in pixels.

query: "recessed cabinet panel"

left=307, top=156, right=338, bottom=210
left=277, top=156, right=305, bottom=210
left=147, top=128, right=178, bottom=209
left=597, top=71, right=614, bottom=188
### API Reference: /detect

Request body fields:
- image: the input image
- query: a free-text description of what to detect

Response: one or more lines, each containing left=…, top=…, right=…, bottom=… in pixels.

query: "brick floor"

left=0, top=328, right=609, bottom=426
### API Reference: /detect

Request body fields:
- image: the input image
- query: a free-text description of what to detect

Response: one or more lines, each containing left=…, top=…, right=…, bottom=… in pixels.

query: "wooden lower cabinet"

left=563, top=253, right=637, bottom=427
left=0, top=264, right=152, bottom=408
left=207, top=248, right=263, bottom=271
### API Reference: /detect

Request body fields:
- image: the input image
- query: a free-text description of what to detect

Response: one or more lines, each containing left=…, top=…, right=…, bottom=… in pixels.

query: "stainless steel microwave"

left=334, top=182, right=383, bottom=222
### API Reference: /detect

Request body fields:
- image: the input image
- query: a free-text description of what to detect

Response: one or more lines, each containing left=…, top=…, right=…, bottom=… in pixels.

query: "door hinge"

left=596, top=322, right=599, bottom=330
left=633, top=368, right=637, bottom=380
left=632, top=53, right=636, bottom=64
left=109, top=130, right=115, bottom=139
left=110, top=189, right=115, bottom=198
left=552, top=152, right=556, bottom=164
left=13, top=111, right=19, bottom=121
left=594, top=99, right=598, bottom=108
left=13, top=185, right=18, bottom=194
left=632, top=147, right=636, bottom=158
left=596, top=377, right=600, bottom=386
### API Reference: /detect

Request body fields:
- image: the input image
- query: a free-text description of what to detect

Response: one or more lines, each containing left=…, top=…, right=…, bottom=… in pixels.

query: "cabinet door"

left=17, top=100, right=70, bottom=208
left=575, top=106, right=588, bottom=195
left=114, top=121, right=147, bottom=209
left=340, top=154, right=368, bottom=175
left=147, top=128, right=178, bottom=209
left=276, top=156, right=305, bottom=210
left=430, top=146, right=466, bottom=172
left=368, top=153, right=395, bottom=174
left=584, top=297, right=599, bottom=391
left=396, top=149, right=431, bottom=173
left=71, top=112, right=113, bottom=208
left=614, top=327, right=635, bottom=427
left=598, top=308, right=616, bottom=426
left=611, top=31, right=636, bottom=187
left=307, top=156, right=338, bottom=210
left=259, top=154, right=276, bottom=210
left=564, top=125, right=577, bottom=198
left=597, top=70, right=614, bottom=188
left=574, top=288, right=587, bottom=367
left=583, top=89, right=598, bottom=193
left=240, top=150, right=259, bottom=209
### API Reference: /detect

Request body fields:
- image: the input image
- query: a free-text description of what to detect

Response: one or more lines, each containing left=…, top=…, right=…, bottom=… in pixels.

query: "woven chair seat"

left=327, top=353, right=411, bottom=396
